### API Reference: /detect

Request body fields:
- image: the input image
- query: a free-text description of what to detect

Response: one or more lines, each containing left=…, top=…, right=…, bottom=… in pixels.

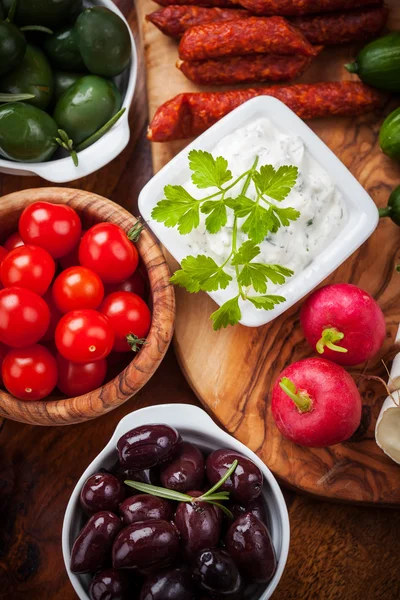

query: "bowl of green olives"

left=0, top=0, right=136, bottom=182
left=62, top=403, right=290, bottom=600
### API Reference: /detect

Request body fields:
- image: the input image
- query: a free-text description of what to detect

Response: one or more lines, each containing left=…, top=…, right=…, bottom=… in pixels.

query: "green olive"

left=0, top=102, right=58, bottom=162
left=0, top=21, right=26, bottom=76
left=53, top=74, right=121, bottom=145
left=75, top=7, right=131, bottom=77
left=0, top=44, right=53, bottom=109
left=43, top=26, right=85, bottom=71
left=2, top=0, right=82, bottom=28
left=53, top=70, right=84, bottom=102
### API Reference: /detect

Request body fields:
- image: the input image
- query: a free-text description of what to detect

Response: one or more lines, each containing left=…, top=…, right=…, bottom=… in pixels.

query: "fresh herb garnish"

left=152, top=150, right=300, bottom=330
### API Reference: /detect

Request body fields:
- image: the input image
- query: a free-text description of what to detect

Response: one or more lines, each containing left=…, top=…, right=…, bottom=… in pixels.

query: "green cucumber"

left=345, top=33, right=400, bottom=92
left=379, top=107, right=400, bottom=160
left=379, top=186, right=400, bottom=227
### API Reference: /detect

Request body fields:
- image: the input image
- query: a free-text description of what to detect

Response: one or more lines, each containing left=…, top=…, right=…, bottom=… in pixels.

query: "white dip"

left=184, top=118, right=348, bottom=300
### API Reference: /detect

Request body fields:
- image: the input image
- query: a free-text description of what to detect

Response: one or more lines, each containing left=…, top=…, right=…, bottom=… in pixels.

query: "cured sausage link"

left=154, top=0, right=238, bottom=7
left=237, top=0, right=382, bottom=16
left=178, top=17, right=318, bottom=61
left=292, top=6, right=388, bottom=45
left=146, top=6, right=250, bottom=39
left=147, top=82, right=384, bottom=142
left=177, top=53, right=318, bottom=85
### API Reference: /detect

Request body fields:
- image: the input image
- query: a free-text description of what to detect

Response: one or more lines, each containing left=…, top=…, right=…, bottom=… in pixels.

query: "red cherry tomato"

left=0, top=287, right=50, bottom=348
left=0, top=245, right=55, bottom=296
left=55, top=309, right=114, bottom=363
left=59, top=231, right=86, bottom=270
left=105, top=269, right=147, bottom=299
left=52, top=266, right=104, bottom=313
left=100, top=291, right=151, bottom=352
left=4, top=232, right=24, bottom=251
left=0, top=342, right=8, bottom=386
left=0, top=245, right=8, bottom=266
left=2, top=344, right=58, bottom=401
left=79, top=223, right=139, bottom=284
left=56, top=353, right=107, bottom=397
left=41, top=289, right=62, bottom=342
left=19, top=201, right=82, bottom=259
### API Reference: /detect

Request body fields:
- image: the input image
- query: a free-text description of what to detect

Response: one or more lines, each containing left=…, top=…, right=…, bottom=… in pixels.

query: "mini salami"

left=147, top=82, right=384, bottom=142
left=154, top=0, right=238, bottom=7
left=177, top=53, right=317, bottom=85
left=292, top=6, right=389, bottom=45
left=146, top=6, right=250, bottom=39
left=178, top=17, right=318, bottom=61
left=237, top=0, right=382, bottom=16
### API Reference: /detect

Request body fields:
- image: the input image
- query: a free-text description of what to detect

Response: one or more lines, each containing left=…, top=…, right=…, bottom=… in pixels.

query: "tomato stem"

left=126, top=333, right=147, bottom=352
left=279, top=376, right=313, bottom=413
left=316, top=327, right=348, bottom=354
left=127, top=221, right=143, bottom=243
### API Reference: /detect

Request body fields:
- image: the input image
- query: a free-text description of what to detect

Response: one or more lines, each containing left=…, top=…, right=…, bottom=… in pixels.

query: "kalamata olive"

left=227, top=496, right=268, bottom=527
left=80, top=473, right=125, bottom=515
left=89, top=568, right=131, bottom=600
left=225, top=513, right=277, bottom=583
left=111, top=462, right=160, bottom=487
left=206, top=450, right=263, bottom=504
left=194, top=549, right=244, bottom=599
left=160, top=441, right=205, bottom=492
left=119, top=494, right=173, bottom=525
left=70, top=511, right=122, bottom=574
left=139, top=567, right=197, bottom=600
left=174, top=492, right=221, bottom=561
left=117, top=425, right=182, bottom=470
left=112, top=520, right=180, bottom=571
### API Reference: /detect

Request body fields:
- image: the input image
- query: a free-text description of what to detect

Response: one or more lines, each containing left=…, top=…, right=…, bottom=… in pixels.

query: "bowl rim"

left=0, top=0, right=137, bottom=182
left=0, top=187, right=175, bottom=425
left=62, top=403, right=290, bottom=600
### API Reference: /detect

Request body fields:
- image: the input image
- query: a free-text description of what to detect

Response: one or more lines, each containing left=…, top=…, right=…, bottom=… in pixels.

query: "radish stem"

left=279, top=377, right=313, bottom=413
left=316, top=327, right=348, bottom=355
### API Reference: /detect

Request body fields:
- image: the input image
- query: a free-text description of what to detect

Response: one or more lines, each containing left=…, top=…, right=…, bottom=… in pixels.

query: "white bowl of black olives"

left=62, top=403, right=290, bottom=600
left=0, top=0, right=136, bottom=182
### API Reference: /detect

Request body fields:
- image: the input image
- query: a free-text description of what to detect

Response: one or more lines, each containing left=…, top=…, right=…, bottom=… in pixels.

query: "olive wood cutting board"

left=137, top=0, right=400, bottom=504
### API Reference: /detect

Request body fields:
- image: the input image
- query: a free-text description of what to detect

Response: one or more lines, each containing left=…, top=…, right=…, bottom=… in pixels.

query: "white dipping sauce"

left=184, top=118, right=348, bottom=298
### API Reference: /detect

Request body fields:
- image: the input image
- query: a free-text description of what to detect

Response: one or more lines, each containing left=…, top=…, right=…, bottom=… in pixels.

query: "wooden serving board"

left=137, top=0, right=400, bottom=505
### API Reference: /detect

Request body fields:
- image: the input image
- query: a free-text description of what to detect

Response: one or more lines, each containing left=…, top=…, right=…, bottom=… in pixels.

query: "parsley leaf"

left=253, top=165, right=298, bottom=201
left=189, top=150, right=232, bottom=189
left=231, top=240, right=260, bottom=264
left=232, top=242, right=293, bottom=293
left=225, top=195, right=254, bottom=218
left=247, top=295, right=286, bottom=310
left=241, top=203, right=277, bottom=244
left=201, top=199, right=227, bottom=234
left=151, top=185, right=200, bottom=234
left=211, top=296, right=241, bottom=330
left=271, top=206, right=300, bottom=227
left=170, top=255, right=232, bottom=293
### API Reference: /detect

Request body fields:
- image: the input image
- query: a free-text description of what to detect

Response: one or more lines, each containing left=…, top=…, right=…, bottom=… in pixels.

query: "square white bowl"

left=139, top=96, right=379, bottom=327
left=0, top=0, right=137, bottom=183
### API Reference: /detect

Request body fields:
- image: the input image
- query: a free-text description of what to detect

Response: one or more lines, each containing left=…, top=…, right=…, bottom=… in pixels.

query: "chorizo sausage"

left=292, top=6, right=389, bottom=45
left=146, top=6, right=250, bottom=39
left=147, top=82, right=384, bottom=142
left=177, top=53, right=318, bottom=85
left=178, top=17, right=318, bottom=61
left=154, top=0, right=238, bottom=8
left=237, top=0, right=382, bottom=16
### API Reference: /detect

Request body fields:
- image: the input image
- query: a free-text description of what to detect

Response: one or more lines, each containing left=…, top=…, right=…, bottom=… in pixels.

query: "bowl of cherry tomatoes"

left=0, top=187, right=175, bottom=426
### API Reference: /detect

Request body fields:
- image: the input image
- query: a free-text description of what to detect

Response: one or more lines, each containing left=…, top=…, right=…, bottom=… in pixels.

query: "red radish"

left=271, top=357, right=362, bottom=447
left=300, top=283, right=385, bottom=366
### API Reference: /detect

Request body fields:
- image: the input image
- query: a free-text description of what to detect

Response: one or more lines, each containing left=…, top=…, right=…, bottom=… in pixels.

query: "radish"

left=271, top=357, right=362, bottom=447
left=300, top=283, right=386, bottom=366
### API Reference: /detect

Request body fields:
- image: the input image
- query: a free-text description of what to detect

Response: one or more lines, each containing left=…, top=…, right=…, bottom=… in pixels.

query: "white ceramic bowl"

left=139, top=96, right=379, bottom=327
left=62, top=403, right=290, bottom=600
left=0, top=0, right=137, bottom=182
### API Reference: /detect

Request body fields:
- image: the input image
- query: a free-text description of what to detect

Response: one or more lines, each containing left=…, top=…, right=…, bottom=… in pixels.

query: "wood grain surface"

left=0, top=2, right=400, bottom=599
left=138, top=0, right=400, bottom=504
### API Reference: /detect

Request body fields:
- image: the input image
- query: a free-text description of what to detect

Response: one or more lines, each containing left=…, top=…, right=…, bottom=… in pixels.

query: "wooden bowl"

left=0, top=188, right=175, bottom=426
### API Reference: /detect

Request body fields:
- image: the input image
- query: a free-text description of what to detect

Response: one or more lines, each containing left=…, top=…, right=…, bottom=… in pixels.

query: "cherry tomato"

left=0, top=287, right=50, bottom=348
left=0, top=246, right=8, bottom=266
left=19, top=201, right=82, bottom=259
left=105, top=269, right=147, bottom=299
left=4, top=232, right=24, bottom=251
left=59, top=231, right=86, bottom=270
left=52, top=266, right=104, bottom=313
left=0, top=342, right=8, bottom=386
left=2, top=344, right=57, bottom=401
left=55, top=309, right=114, bottom=363
left=100, top=291, right=151, bottom=352
left=79, top=223, right=139, bottom=284
left=41, top=289, right=62, bottom=342
left=56, top=353, right=107, bottom=397
left=0, top=245, right=55, bottom=296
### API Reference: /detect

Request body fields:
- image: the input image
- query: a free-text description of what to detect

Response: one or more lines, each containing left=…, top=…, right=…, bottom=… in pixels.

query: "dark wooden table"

left=1, top=2, right=400, bottom=598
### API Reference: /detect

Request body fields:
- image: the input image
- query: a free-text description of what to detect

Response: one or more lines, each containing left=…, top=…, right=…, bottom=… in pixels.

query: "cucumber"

left=345, top=33, right=400, bottom=92
left=379, top=186, right=400, bottom=227
left=379, top=107, right=400, bottom=160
